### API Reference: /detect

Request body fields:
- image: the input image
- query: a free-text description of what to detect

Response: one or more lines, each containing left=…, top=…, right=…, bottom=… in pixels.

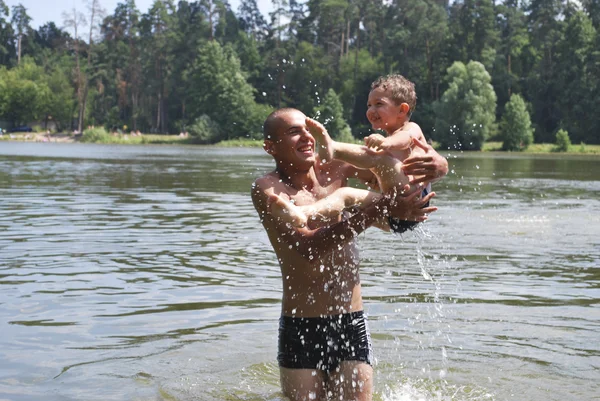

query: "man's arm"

left=252, top=177, right=435, bottom=260
left=344, top=164, right=380, bottom=192
left=402, top=137, right=449, bottom=185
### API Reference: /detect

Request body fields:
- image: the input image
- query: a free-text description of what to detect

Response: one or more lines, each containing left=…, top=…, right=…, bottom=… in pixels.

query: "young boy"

left=268, top=74, right=435, bottom=233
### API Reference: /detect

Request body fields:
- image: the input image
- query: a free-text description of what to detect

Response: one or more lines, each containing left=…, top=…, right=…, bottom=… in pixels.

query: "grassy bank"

left=482, top=141, right=600, bottom=154
left=3, top=132, right=599, bottom=154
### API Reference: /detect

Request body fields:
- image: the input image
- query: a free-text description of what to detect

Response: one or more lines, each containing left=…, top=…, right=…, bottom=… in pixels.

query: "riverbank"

left=2, top=132, right=599, bottom=154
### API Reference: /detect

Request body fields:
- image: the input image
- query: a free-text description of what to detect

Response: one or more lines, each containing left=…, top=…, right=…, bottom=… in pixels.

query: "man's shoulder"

left=253, top=170, right=279, bottom=188
left=252, top=171, right=291, bottom=201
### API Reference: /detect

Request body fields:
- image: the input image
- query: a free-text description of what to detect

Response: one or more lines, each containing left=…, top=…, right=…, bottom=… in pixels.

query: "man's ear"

left=399, top=102, right=410, bottom=116
left=263, top=139, right=275, bottom=155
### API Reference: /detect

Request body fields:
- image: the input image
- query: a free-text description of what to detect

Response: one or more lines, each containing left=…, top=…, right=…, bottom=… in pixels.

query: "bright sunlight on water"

left=0, top=142, right=599, bottom=401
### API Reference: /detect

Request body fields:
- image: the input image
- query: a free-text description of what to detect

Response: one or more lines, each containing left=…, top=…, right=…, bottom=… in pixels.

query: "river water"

left=0, top=142, right=598, bottom=401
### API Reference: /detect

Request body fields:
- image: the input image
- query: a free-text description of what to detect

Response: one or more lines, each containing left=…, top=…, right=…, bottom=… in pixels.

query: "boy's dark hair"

left=371, top=74, right=417, bottom=115
left=263, top=108, right=300, bottom=140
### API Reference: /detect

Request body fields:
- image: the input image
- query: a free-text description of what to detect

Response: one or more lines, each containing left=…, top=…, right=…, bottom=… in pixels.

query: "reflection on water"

left=0, top=143, right=599, bottom=401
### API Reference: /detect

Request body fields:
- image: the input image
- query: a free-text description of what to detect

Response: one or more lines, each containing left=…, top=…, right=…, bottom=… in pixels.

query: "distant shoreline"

left=2, top=132, right=599, bottom=155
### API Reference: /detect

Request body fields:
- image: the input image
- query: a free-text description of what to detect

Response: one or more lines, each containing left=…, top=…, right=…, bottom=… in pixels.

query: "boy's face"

left=366, top=87, right=404, bottom=133
left=264, top=110, right=316, bottom=168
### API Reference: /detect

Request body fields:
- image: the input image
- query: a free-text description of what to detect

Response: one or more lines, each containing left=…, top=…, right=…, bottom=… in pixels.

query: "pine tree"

left=501, top=94, right=534, bottom=151
left=316, top=88, right=353, bottom=142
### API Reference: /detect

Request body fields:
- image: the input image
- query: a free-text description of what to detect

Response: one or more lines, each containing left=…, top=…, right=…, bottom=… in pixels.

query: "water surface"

left=0, top=142, right=598, bottom=400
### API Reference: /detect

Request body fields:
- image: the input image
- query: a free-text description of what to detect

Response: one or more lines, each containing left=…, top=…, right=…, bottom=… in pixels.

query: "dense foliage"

left=500, top=93, right=534, bottom=151
left=0, top=0, right=598, bottom=148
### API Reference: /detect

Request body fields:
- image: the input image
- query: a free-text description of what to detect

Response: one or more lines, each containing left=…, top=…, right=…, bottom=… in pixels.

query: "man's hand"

left=384, top=185, right=437, bottom=222
left=402, top=138, right=448, bottom=185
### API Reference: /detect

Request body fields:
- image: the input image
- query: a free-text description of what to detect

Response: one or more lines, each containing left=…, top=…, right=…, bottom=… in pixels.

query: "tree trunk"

left=17, top=35, right=21, bottom=64
left=156, top=91, right=161, bottom=132
left=346, top=20, right=350, bottom=56
left=508, top=53, right=512, bottom=96
left=426, top=38, right=433, bottom=100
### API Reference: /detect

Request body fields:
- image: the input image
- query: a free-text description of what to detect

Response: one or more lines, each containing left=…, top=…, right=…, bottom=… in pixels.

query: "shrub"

left=188, top=115, right=222, bottom=143
left=81, top=127, right=112, bottom=143
left=554, top=129, right=571, bottom=152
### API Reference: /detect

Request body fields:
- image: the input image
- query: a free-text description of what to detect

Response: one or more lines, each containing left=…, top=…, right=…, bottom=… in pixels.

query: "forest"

left=0, top=0, right=598, bottom=150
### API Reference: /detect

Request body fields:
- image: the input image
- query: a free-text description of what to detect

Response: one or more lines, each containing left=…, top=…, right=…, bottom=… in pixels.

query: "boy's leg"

left=280, top=367, right=327, bottom=401
left=306, top=116, right=386, bottom=171
left=328, top=361, right=373, bottom=401
left=331, top=141, right=384, bottom=170
left=306, top=117, right=335, bottom=163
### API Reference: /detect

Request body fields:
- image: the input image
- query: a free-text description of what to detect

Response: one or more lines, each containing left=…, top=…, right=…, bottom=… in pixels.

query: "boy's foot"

left=306, top=117, right=334, bottom=164
left=266, top=194, right=308, bottom=228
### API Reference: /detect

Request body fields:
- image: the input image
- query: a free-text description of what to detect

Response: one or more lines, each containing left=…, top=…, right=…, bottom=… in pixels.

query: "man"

left=251, top=108, right=448, bottom=400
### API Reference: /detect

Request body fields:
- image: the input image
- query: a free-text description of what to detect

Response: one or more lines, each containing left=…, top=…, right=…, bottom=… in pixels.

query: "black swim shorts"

left=277, top=311, right=373, bottom=373
left=388, top=185, right=430, bottom=234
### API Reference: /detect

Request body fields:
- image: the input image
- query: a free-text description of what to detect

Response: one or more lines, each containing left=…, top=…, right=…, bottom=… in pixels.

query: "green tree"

left=494, top=1, right=529, bottom=111
left=525, top=0, right=565, bottom=142
left=10, top=3, right=31, bottom=65
left=169, top=0, right=211, bottom=132
left=0, top=59, right=50, bottom=125
left=338, top=48, right=383, bottom=132
left=435, top=61, right=497, bottom=151
left=500, top=94, right=534, bottom=151
left=554, top=11, right=597, bottom=144
left=383, top=0, right=448, bottom=134
left=187, top=40, right=264, bottom=140
left=315, top=88, right=353, bottom=141
left=238, top=0, right=267, bottom=40
left=139, top=0, right=176, bottom=132
left=447, top=0, right=500, bottom=71
left=36, top=54, right=76, bottom=131
left=0, top=0, right=15, bottom=66
left=95, top=0, right=142, bottom=131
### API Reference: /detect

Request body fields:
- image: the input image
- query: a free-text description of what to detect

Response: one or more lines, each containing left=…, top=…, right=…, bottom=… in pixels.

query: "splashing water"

left=380, top=378, right=494, bottom=401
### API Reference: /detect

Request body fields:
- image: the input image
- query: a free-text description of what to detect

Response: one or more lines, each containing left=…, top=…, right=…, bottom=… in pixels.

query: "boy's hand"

left=305, top=117, right=327, bottom=136
left=364, top=133, right=387, bottom=151
left=402, top=138, right=448, bottom=185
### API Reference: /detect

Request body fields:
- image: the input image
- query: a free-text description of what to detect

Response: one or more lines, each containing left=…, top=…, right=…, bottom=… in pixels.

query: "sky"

left=4, top=0, right=274, bottom=29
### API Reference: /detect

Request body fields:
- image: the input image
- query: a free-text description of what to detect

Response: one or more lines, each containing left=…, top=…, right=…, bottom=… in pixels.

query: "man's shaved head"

left=263, top=108, right=303, bottom=141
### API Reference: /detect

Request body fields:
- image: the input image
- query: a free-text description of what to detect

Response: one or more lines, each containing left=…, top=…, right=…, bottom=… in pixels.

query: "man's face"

left=266, top=110, right=316, bottom=167
left=366, top=87, right=403, bottom=133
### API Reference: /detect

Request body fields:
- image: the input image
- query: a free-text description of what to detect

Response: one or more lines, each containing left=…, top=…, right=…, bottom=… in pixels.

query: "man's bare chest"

left=288, top=178, right=344, bottom=207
